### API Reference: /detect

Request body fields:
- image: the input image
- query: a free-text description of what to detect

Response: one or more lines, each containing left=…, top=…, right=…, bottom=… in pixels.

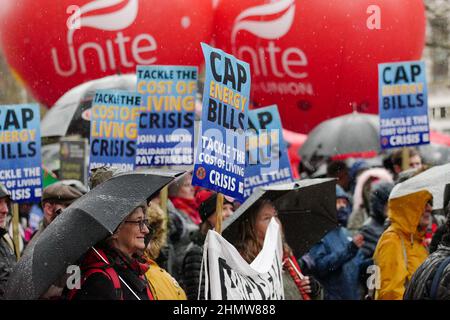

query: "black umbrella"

left=5, top=169, right=183, bottom=300
left=222, top=178, right=337, bottom=258
left=41, top=74, right=137, bottom=141
left=299, top=112, right=380, bottom=160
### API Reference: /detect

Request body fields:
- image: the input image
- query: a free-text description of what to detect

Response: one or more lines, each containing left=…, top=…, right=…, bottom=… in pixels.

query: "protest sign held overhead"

left=136, top=65, right=197, bottom=166
left=245, top=106, right=293, bottom=199
left=202, top=218, right=284, bottom=300
left=0, top=104, right=42, bottom=203
left=192, top=43, right=250, bottom=202
left=89, top=90, right=142, bottom=172
left=60, top=136, right=88, bottom=186
left=378, top=61, right=430, bottom=149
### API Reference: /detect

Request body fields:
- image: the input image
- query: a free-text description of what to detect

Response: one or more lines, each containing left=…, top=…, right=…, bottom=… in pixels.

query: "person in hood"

left=347, top=168, right=393, bottom=235
left=374, top=190, right=432, bottom=300
left=0, top=183, right=16, bottom=299
left=360, top=182, right=394, bottom=258
left=358, top=181, right=394, bottom=300
left=404, top=202, right=450, bottom=300
left=336, top=185, right=352, bottom=227
left=143, top=202, right=187, bottom=300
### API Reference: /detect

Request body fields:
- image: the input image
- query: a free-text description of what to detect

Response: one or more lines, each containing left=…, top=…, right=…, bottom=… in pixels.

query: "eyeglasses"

left=124, top=219, right=150, bottom=232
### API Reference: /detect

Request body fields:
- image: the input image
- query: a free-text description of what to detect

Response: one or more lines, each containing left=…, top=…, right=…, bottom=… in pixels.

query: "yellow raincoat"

left=145, top=258, right=187, bottom=300
left=373, top=190, right=432, bottom=300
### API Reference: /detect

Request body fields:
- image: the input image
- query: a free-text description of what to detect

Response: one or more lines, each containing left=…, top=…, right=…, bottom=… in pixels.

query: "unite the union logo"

left=230, top=0, right=313, bottom=97
left=51, top=0, right=159, bottom=77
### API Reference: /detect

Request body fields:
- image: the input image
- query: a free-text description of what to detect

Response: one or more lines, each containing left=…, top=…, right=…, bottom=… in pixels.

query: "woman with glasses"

left=66, top=203, right=154, bottom=300
left=142, top=201, right=187, bottom=300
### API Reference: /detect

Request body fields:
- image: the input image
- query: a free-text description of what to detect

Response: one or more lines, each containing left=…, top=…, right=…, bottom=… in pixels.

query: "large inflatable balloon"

left=214, top=0, right=426, bottom=133
left=0, top=0, right=213, bottom=107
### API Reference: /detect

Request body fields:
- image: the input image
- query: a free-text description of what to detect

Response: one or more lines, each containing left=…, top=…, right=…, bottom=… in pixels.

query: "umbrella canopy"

left=418, top=143, right=450, bottom=166
left=390, top=163, right=450, bottom=210
left=41, top=74, right=137, bottom=140
left=299, top=112, right=380, bottom=160
left=5, top=169, right=183, bottom=300
left=222, top=178, right=337, bottom=258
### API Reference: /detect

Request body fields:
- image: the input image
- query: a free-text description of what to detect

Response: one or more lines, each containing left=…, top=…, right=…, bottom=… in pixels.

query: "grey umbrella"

left=390, top=163, right=450, bottom=210
left=299, top=112, right=380, bottom=160
left=41, top=74, right=137, bottom=141
left=5, top=169, right=183, bottom=300
left=222, top=178, right=337, bottom=258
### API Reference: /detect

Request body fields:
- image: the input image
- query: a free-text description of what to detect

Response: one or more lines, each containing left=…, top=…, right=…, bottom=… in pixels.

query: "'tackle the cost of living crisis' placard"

left=89, top=90, right=142, bottom=172
left=0, top=104, right=42, bottom=203
left=192, top=43, right=250, bottom=202
left=136, top=65, right=197, bottom=166
left=245, top=105, right=293, bottom=199
left=378, top=61, right=430, bottom=149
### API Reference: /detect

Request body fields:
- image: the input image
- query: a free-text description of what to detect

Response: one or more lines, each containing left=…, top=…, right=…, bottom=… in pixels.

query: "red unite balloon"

left=0, top=0, right=214, bottom=107
left=214, top=0, right=426, bottom=133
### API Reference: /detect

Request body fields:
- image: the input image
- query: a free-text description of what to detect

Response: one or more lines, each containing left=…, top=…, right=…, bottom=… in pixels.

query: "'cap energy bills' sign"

left=192, top=43, right=250, bottom=202
left=378, top=61, right=430, bottom=149
left=245, top=105, right=293, bottom=199
left=0, top=104, right=42, bottom=202
left=89, top=90, right=142, bottom=172
left=136, top=65, right=197, bottom=166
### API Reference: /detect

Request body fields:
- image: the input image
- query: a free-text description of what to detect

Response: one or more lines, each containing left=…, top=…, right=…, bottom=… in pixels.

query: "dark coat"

left=166, top=200, right=199, bottom=282
left=359, top=182, right=394, bottom=258
left=404, top=244, right=450, bottom=300
left=180, top=230, right=205, bottom=300
left=0, top=228, right=16, bottom=299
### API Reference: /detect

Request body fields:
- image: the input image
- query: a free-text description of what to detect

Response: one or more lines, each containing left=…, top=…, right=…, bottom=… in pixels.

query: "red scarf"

left=170, top=197, right=201, bottom=225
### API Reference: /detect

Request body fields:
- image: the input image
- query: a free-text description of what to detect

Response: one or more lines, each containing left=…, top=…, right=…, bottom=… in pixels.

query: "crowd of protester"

left=0, top=146, right=449, bottom=300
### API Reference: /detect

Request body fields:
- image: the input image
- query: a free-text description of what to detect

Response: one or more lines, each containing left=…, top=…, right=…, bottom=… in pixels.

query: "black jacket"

left=166, top=201, right=199, bottom=282
left=360, top=182, right=394, bottom=258
left=0, top=228, right=16, bottom=299
left=180, top=230, right=206, bottom=300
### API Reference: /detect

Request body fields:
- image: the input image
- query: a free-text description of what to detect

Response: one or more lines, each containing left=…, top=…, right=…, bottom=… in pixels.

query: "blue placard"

left=192, top=43, right=250, bottom=202
left=136, top=65, right=197, bottom=166
left=0, top=104, right=42, bottom=203
left=378, top=61, right=430, bottom=149
left=245, top=105, right=293, bottom=199
left=89, top=90, right=142, bottom=172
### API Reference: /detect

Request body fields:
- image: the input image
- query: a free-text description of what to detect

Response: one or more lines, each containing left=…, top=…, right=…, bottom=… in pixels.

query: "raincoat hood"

left=369, top=182, right=394, bottom=224
left=388, top=190, right=433, bottom=237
